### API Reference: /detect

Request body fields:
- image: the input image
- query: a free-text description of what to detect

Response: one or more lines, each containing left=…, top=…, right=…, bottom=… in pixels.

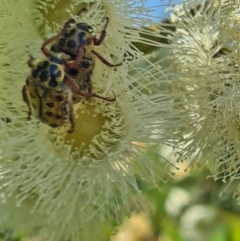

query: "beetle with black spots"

left=22, top=37, right=116, bottom=133
left=50, top=9, right=122, bottom=70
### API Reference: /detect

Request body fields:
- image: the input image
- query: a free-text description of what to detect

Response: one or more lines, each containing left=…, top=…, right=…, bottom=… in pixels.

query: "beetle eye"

left=88, top=27, right=93, bottom=33
left=77, top=23, right=93, bottom=33
left=81, top=60, right=90, bottom=69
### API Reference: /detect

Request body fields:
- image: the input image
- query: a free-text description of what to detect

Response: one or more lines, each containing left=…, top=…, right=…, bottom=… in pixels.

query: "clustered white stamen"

left=157, top=0, right=240, bottom=200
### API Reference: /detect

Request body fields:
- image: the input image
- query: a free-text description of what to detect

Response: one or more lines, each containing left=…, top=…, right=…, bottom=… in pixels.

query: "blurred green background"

left=3, top=163, right=240, bottom=241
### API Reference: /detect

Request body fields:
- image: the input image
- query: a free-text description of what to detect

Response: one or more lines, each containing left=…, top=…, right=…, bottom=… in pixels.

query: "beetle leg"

left=22, top=85, right=32, bottom=120
left=67, top=100, right=75, bottom=133
left=62, top=18, right=76, bottom=30
left=93, top=17, right=109, bottom=46
left=76, top=8, right=88, bottom=16
left=92, top=17, right=122, bottom=67
left=91, top=90, right=116, bottom=102
left=27, top=55, right=35, bottom=68
left=65, top=75, right=116, bottom=101
left=87, top=82, right=92, bottom=93
left=41, top=19, right=76, bottom=57
left=65, top=47, right=84, bottom=69
left=91, top=50, right=122, bottom=67
left=41, top=35, right=62, bottom=57
left=65, top=75, right=84, bottom=92
left=82, top=76, right=92, bottom=93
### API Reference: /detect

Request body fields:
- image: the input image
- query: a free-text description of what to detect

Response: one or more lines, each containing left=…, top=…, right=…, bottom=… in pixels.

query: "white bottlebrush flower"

left=0, top=0, right=175, bottom=240
left=160, top=0, right=240, bottom=199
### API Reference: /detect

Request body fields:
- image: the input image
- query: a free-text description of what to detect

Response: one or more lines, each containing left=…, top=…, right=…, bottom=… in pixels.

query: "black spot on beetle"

left=67, top=40, right=77, bottom=49
left=39, top=70, right=49, bottom=82
left=48, top=78, right=58, bottom=87
left=41, top=61, right=49, bottom=69
left=50, top=43, right=61, bottom=53
left=37, top=61, right=49, bottom=72
left=81, top=60, right=90, bottom=69
left=59, top=38, right=65, bottom=46
left=49, top=123, right=58, bottom=128
left=78, top=32, right=86, bottom=45
left=46, top=102, right=54, bottom=108
left=55, top=115, right=62, bottom=119
left=31, top=70, right=38, bottom=79
left=56, top=95, right=64, bottom=102
left=46, top=112, right=54, bottom=117
left=68, top=68, right=79, bottom=76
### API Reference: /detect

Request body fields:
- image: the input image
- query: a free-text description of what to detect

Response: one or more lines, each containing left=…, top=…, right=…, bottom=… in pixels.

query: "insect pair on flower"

left=22, top=9, right=122, bottom=133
